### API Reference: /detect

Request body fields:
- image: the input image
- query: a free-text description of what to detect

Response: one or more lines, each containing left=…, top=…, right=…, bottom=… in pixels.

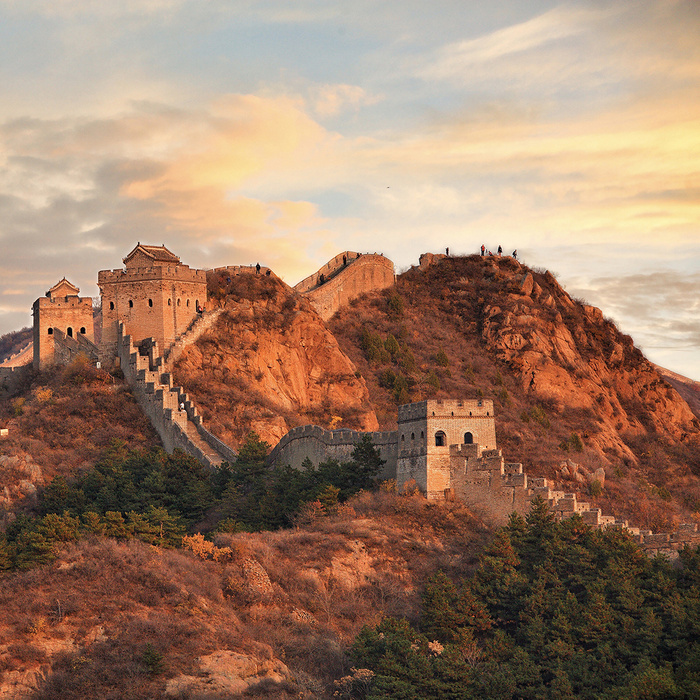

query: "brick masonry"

left=295, top=251, right=395, bottom=321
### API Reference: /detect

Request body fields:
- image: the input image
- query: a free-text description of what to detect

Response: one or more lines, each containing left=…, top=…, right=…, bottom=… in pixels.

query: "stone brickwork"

left=397, top=399, right=497, bottom=499
left=117, top=322, right=235, bottom=468
left=52, top=329, right=99, bottom=367
left=266, top=424, right=398, bottom=479
left=0, top=366, right=28, bottom=397
left=32, top=279, right=95, bottom=370
left=295, top=252, right=395, bottom=321
left=98, top=244, right=207, bottom=366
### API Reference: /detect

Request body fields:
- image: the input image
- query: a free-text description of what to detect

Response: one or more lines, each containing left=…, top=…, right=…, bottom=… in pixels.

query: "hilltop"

left=327, top=254, right=700, bottom=529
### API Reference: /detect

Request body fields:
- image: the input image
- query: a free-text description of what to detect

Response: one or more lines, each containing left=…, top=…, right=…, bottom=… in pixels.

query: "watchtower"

left=32, top=278, right=95, bottom=370
left=396, top=399, right=497, bottom=499
left=98, top=244, right=208, bottom=365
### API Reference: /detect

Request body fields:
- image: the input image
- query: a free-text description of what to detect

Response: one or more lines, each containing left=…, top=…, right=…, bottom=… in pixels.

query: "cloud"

left=310, top=84, right=380, bottom=118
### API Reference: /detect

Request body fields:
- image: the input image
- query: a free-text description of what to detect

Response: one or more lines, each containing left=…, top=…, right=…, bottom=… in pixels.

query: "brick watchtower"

left=396, top=399, right=497, bottom=498
left=32, top=278, right=95, bottom=370
left=98, top=244, right=208, bottom=365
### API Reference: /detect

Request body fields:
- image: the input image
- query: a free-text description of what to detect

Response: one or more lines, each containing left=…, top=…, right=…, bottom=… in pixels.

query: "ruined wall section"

left=0, top=366, right=28, bottom=397
left=295, top=253, right=395, bottom=321
left=99, top=265, right=207, bottom=365
left=32, top=295, right=94, bottom=370
left=266, top=424, right=398, bottom=480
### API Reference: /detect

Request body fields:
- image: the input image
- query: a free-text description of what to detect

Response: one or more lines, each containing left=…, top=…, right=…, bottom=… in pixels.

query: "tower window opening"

left=148, top=299, right=153, bottom=307
left=177, top=299, right=181, bottom=307
left=435, top=431, right=446, bottom=447
left=128, top=300, right=133, bottom=308
left=464, top=432, right=473, bottom=444
left=80, top=327, right=86, bottom=334
left=187, top=299, right=190, bottom=307
left=401, top=434, right=405, bottom=442
left=168, top=299, right=171, bottom=306
left=47, top=328, right=53, bottom=335
left=109, top=301, right=114, bottom=310
left=411, top=432, right=415, bottom=440
left=67, top=327, right=73, bottom=337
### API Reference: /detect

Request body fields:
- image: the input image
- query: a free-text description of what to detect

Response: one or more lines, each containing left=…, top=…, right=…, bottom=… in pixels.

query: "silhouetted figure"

left=266, top=269, right=271, bottom=276
left=480, top=245, right=485, bottom=256
left=256, top=263, right=261, bottom=274
left=446, top=247, right=449, bottom=256
left=512, top=250, right=518, bottom=260
left=343, top=255, right=347, bottom=266
left=319, top=273, right=325, bottom=284
left=497, top=245, right=502, bottom=256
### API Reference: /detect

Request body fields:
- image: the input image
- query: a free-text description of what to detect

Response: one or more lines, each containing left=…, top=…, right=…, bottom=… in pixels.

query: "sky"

left=0, top=0, right=699, bottom=379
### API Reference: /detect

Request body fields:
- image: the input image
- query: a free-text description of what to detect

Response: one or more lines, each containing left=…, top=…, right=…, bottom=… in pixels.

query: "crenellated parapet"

left=267, top=423, right=398, bottom=480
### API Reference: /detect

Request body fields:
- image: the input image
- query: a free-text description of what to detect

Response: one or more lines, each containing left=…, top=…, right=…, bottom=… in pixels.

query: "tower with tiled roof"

left=32, top=278, right=95, bottom=370
left=98, top=244, right=208, bottom=365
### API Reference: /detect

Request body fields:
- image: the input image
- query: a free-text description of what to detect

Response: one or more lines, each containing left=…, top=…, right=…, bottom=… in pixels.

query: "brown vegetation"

left=0, top=356, right=160, bottom=497
left=0, top=490, right=490, bottom=699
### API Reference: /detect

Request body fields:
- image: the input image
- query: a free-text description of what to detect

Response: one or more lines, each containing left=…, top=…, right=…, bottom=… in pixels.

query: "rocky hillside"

left=172, top=271, right=378, bottom=449
left=0, top=491, right=487, bottom=699
left=328, top=254, right=700, bottom=529
left=0, top=357, right=160, bottom=517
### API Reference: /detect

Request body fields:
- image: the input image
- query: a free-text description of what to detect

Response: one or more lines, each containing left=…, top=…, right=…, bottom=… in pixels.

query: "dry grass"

left=0, top=490, right=491, bottom=698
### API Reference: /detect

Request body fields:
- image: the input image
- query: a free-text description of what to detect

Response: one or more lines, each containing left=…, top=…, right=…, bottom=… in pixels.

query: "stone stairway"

left=448, top=445, right=700, bottom=560
left=118, top=323, right=236, bottom=469
left=159, top=308, right=223, bottom=371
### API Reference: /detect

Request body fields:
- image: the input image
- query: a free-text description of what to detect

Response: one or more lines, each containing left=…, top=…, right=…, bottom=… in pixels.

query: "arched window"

left=187, top=299, right=190, bottom=307
left=411, top=432, right=415, bottom=440
left=47, top=328, right=53, bottom=335
left=464, top=432, right=473, bottom=444
left=177, top=299, right=181, bottom=307
left=168, top=299, right=171, bottom=306
left=148, top=299, right=153, bottom=307
left=80, top=327, right=86, bottom=334
left=128, top=300, right=133, bottom=308
left=401, top=434, right=405, bottom=442
left=421, top=430, right=424, bottom=438
left=435, top=431, right=446, bottom=447
left=109, top=301, right=114, bottom=310
left=67, top=327, right=73, bottom=337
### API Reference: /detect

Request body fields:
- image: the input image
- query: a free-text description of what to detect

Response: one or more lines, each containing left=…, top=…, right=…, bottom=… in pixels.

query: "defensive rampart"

left=117, top=322, right=236, bottom=468
left=295, top=252, right=395, bottom=321
left=53, top=329, right=99, bottom=366
left=444, top=443, right=700, bottom=560
left=266, top=424, right=398, bottom=480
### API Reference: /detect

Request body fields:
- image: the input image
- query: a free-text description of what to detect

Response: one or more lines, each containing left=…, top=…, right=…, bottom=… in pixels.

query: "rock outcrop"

left=174, top=272, right=378, bottom=448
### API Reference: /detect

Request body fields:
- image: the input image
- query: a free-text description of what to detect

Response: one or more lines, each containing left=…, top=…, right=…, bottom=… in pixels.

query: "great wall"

left=3, top=243, right=700, bottom=558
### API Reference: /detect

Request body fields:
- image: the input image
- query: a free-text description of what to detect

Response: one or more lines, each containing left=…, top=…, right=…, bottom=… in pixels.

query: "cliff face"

left=173, top=272, right=378, bottom=448
left=477, top=263, right=698, bottom=461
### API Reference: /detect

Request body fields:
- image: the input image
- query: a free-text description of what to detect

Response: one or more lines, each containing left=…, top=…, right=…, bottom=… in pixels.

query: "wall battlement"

left=98, top=265, right=206, bottom=285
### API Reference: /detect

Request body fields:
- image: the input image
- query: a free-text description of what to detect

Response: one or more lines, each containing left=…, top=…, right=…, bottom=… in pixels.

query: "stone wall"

left=32, top=294, right=94, bottom=370
left=99, top=264, right=207, bottom=365
left=295, top=252, right=395, bottom=321
left=117, top=323, right=235, bottom=468
left=266, top=424, right=398, bottom=479
left=0, top=366, right=28, bottom=397
left=52, top=329, right=99, bottom=366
